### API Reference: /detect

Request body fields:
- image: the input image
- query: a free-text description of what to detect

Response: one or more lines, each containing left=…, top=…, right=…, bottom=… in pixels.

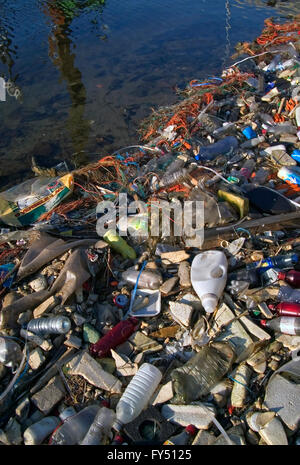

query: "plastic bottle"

left=268, top=302, right=300, bottom=317
left=113, top=363, right=162, bottom=432
left=0, top=337, right=22, bottom=368
left=246, top=253, right=299, bottom=271
left=89, top=317, right=139, bottom=358
left=228, top=269, right=261, bottom=288
left=261, top=317, right=300, bottom=335
left=50, top=405, right=100, bottom=445
left=195, top=136, right=239, bottom=161
left=121, top=269, right=163, bottom=290
left=278, top=166, right=300, bottom=186
left=80, top=406, right=116, bottom=445
left=278, top=270, right=300, bottom=288
left=278, top=286, right=300, bottom=303
left=163, top=425, right=197, bottom=445
left=240, top=136, right=265, bottom=149
left=164, top=154, right=187, bottom=175
left=103, top=230, right=136, bottom=260
left=191, top=250, right=228, bottom=313
left=27, top=316, right=71, bottom=335
left=159, top=168, right=188, bottom=188
left=23, top=417, right=61, bottom=445
left=258, top=113, right=275, bottom=126
left=267, top=122, right=297, bottom=135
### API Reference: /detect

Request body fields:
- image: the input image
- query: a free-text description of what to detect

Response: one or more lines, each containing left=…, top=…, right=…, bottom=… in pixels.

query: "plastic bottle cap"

left=186, top=425, right=197, bottom=436
left=277, top=271, right=286, bottom=281
left=260, top=320, right=267, bottom=326
left=115, top=435, right=124, bottom=444
left=268, top=304, right=276, bottom=311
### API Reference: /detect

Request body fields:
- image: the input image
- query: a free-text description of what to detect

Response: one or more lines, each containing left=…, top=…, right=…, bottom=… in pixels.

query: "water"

left=0, top=0, right=299, bottom=189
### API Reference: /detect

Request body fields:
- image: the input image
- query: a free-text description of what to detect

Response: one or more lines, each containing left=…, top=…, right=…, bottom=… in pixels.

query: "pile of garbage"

left=0, top=17, right=300, bottom=446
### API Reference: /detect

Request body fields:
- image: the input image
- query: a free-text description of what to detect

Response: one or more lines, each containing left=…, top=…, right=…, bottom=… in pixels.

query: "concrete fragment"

left=248, top=413, right=288, bottom=446
left=247, top=349, right=267, bottom=368
left=252, top=361, right=267, bottom=374
left=111, top=349, right=138, bottom=377
left=179, top=293, right=202, bottom=310
left=169, top=301, right=194, bottom=328
left=31, top=376, right=66, bottom=415
left=23, top=416, right=61, bottom=445
left=20, top=329, right=53, bottom=351
left=72, top=313, right=87, bottom=326
left=264, top=371, right=300, bottom=431
left=64, top=333, right=82, bottom=349
left=192, top=430, right=216, bottom=445
left=129, top=331, right=163, bottom=354
left=213, top=425, right=246, bottom=445
left=28, top=347, right=46, bottom=370
left=210, top=379, right=232, bottom=408
left=160, top=277, right=179, bottom=295
left=231, top=363, right=252, bottom=408
left=276, top=334, right=300, bottom=351
left=33, top=296, right=57, bottom=318
left=211, top=303, right=254, bottom=362
left=29, top=275, right=48, bottom=292
left=161, top=250, right=190, bottom=264
left=15, top=397, right=31, bottom=423
left=4, top=418, right=22, bottom=445
left=66, top=350, right=122, bottom=394
left=161, top=402, right=216, bottom=430
left=178, top=261, right=191, bottom=288
left=151, top=381, right=174, bottom=406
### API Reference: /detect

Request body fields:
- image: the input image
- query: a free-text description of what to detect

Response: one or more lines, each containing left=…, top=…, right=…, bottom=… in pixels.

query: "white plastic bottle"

left=113, top=363, right=162, bottom=432
left=191, top=250, right=228, bottom=313
left=23, top=416, right=61, bottom=445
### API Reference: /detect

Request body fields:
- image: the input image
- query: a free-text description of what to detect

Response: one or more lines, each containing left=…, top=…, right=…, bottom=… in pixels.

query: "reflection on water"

left=0, top=0, right=299, bottom=188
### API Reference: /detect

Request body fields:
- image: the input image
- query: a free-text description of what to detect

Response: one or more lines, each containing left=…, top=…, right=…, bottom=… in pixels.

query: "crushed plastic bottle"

left=195, top=136, right=238, bottom=161
left=261, top=317, right=300, bottom=335
left=80, top=406, right=116, bottom=445
left=246, top=253, right=299, bottom=272
left=121, top=269, right=163, bottom=290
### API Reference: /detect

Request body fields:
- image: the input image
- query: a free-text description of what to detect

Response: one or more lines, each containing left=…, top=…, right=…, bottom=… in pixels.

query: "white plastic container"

left=113, top=363, right=162, bottom=431
left=191, top=250, right=228, bottom=313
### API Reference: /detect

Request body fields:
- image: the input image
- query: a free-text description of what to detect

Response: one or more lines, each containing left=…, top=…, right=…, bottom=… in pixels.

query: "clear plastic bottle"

left=261, top=316, right=300, bottom=335
left=50, top=405, right=100, bottom=445
left=240, top=136, right=265, bottom=149
left=278, top=286, right=300, bottom=304
left=159, top=168, right=188, bottom=188
left=163, top=425, right=197, bottom=445
left=0, top=337, right=22, bottom=368
left=267, top=123, right=297, bottom=135
left=113, top=363, right=162, bottom=432
left=246, top=253, right=299, bottom=271
left=195, top=136, right=239, bottom=161
left=121, top=269, right=163, bottom=290
left=80, top=406, right=116, bottom=445
left=27, top=316, right=71, bottom=335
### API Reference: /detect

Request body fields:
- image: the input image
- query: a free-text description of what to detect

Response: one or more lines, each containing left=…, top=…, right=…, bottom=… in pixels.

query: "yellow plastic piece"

left=103, top=230, right=136, bottom=260
left=217, top=189, right=249, bottom=219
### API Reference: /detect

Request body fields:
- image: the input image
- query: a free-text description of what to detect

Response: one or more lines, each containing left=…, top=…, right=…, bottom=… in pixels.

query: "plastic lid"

left=277, top=271, right=286, bottom=281
left=186, top=425, right=197, bottom=436
left=201, top=294, right=218, bottom=314
left=114, top=435, right=124, bottom=444
left=260, top=319, right=267, bottom=326
left=268, top=304, right=276, bottom=311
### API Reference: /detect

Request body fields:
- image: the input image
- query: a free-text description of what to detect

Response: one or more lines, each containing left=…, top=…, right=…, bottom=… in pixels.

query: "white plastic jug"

left=191, top=250, right=228, bottom=313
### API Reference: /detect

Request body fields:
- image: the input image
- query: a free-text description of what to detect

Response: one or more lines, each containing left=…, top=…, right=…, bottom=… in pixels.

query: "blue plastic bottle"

left=195, top=136, right=239, bottom=161
left=246, top=253, right=299, bottom=272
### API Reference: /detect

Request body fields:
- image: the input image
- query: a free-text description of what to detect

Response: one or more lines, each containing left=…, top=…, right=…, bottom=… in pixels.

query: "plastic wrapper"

left=0, top=174, right=74, bottom=226
left=171, top=342, right=236, bottom=403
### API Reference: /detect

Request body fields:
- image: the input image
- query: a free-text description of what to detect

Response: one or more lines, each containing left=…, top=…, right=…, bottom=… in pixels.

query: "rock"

left=230, top=363, right=252, bottom=408
left=179, top=293, right=202, bottom=310
left=83, top=323, right=100, bottom=344
left=33, top=296, right=57, bottom=319
left=160, top=277, right=179, bottom=295
left=111, top=349, right=138, bottom=377
left=20, top=329, right=53, bottom=351
left=72, top=313, right=87, bottom=326
left=276, top=334, right=300, bottom=351
left=161, top=250, right=190, bottom=264
left=66, top=350, right=122, bottom=394
left=169, top=301, right=194, bottom=328
left=64, top=333, right=82, bottom=349
left=29, top=275, right=48, bottom=292
left=23, top=417, right=61, bottom=445
left=31, top=376, right=66, bottom=415
left=161, top=402, right=216, bottom=430
left=248, top=412, right=288, bottom=445
left=210, top=379, right=232, bottom=408
left=192, top=430, right=216, bottom=445
left=4, top=418, right=22, bottom=445
left=178, top=261, right=191, bottom=288
left=28, top=348, right=46, bottom=370
left=151, top=381, right=174, bottom=405
left=15, top=397, right=30, bottom=423
left=150, top=325, right=180, bottom=339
